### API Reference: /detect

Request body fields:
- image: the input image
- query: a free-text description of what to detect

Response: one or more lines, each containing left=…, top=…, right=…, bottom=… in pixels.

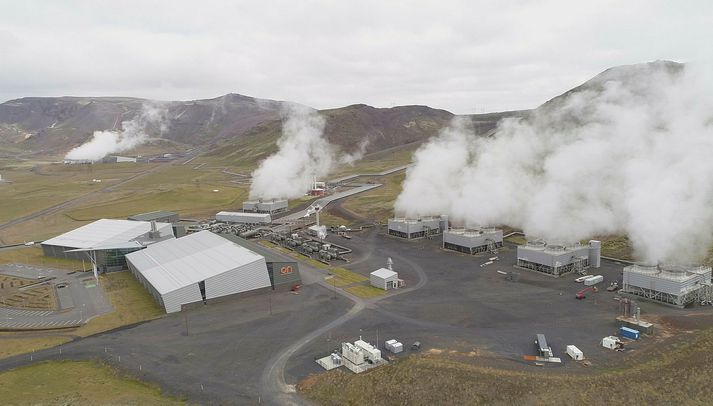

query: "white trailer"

left=566, top=345, right=584, bottom=360
left=584, top=275, right=604, bottom=286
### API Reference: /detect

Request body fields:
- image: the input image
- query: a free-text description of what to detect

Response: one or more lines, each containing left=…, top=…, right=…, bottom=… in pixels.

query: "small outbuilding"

left=370, top=268, right=400, bottom=290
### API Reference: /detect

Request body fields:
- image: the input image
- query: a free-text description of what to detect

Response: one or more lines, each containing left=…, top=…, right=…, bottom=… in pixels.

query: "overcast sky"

left=0, top=1, right=710, bottom=114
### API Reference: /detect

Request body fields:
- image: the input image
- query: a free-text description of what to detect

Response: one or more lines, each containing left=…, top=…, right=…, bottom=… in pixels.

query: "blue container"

left=619, top=326, right=640, bottom=340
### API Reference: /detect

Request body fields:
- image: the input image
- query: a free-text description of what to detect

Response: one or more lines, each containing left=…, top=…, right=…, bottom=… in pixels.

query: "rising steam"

left=396, top=61, right=713, bottom=264
left=64, top=102, right=168, bottom=161
left=249, top=104, right=368, bottom=199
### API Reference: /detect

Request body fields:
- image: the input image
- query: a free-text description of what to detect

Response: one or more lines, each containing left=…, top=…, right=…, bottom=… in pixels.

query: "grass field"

left=0, top=360, right=185, bottom=405
left=75, top=271, right=164, bottom=337
left=301, top=327, right=713, bottom=405
left=327, top=267, right=368, bottom=288
left=0, top=246, right=85, bottom=271
left=341, top=173, right=405, bottom=222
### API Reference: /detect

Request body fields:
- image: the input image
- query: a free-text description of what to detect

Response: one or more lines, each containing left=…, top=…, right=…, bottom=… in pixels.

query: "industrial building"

left=126, top=231, right=273, bottom=313
left=387, top=216, right=447, bottom=239
left=216, top=211, right=271, bottom=224
left=41, top=219, right=174, bottom=272
left=219, top=234, right=302, bottom=291
left=128, top=210, right=179, bottom=224
left=621, top=264, right=712, bottom=307
left=442, top=227, right=503, bottom=254
left=370, top=268, right=401, bottom=290
left=516, top=240, right=601, bottom=277
left=242, top=199, right=288, bottom=214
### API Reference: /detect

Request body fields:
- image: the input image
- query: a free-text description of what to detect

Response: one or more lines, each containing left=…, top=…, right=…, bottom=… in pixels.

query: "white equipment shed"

left=126, top=231, right=272, bottom=313
left=370, top=268, right=400, bottom=290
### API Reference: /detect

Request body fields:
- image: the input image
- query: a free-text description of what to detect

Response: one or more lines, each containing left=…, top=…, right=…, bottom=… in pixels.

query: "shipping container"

left=584, top=275, right=604, bottom=286
left=619, top=326, right=640, bottom=340
left=566, top=345, right=584, bottom=360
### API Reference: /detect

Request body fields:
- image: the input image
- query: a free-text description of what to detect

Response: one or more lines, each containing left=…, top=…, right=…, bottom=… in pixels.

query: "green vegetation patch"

left=0, top=360, right=185, bottom=405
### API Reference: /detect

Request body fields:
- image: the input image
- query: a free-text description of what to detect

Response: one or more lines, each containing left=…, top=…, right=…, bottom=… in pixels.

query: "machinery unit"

left=621, top=264, right=712, bottom=308
left=601, top=336, right=624, bottom=350
left=442, top=227, right=504, bottom=255
left=341, top=339, right=386, bottom=373
left=535, top=334, right=553, bottom=358
left=516, top=240, right=601, bottom=277
left=242, top=199, right=288, bottom=214
left=385, top=339, right=403, bottom=354
left=216, top=211, right=271, bottom=225
left=388, top=216, right=445, bottom=239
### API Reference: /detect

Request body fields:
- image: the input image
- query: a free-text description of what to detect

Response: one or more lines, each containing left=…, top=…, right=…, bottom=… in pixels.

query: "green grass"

left=328, top=267, right=368, bottom=287
left=75, top=271, right=164, bottom=337
left=0, top=246, right=85, bottom=271
left=504, top=234, right=527, bottom=245
left=342, top=172, right=405, bottom=222
left=0, top=360, right=186, bottom=405
left=344, top=284, right=386, bottom=298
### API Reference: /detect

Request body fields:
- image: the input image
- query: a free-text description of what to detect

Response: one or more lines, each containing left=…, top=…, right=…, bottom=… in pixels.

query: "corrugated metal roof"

left=371, top=268, right=397, bottom=279
left=42, top=219, right=174, bottom=249
left=217, top=234, right=291, bottom=264
left=128, top=210, right=177, bottom=221
left=126, top=231, right=267, bottom=294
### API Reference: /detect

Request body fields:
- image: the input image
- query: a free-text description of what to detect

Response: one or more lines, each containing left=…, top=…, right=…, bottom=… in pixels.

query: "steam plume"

left=396, top=61, right=713, bottom=264
left=249, top=104, right=369, bottom=199
left=249, top=105, right=336, bottom=199
left=64, top=102, right=168, bottom=161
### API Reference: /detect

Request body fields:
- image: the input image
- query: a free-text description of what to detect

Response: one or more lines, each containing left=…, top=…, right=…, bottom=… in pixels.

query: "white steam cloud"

left=396, top=61, right=713, bottom=264
left=249, top=104, right=368, bottom=199
left=249, top=105, right=335, bottom=199
left=65, top=102, right=168, bottom=161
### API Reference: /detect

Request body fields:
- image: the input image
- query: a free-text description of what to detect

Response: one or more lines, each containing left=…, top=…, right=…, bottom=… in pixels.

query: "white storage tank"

left=588, top=240, right=601, bottom=268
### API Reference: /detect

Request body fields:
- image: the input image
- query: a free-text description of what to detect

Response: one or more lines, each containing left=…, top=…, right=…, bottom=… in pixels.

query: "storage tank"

left=588, top=240, right=601, bottom=268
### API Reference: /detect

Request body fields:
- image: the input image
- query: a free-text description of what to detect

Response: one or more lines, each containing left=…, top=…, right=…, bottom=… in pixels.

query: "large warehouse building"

left=126, top=231, right=273, bottom=313
left=388, top=216, right=447, bottom=239
left=219, top=234, right=302, bottom=291
left=621, top=264, right=712, bottom=307
left=443, top=228, right=503, bottom=254
left=216, top=211, right=272, bottom=224
left=242, top=199, right=288, bottom=214
left=516, top=240, right=601, bottom=277
left=128, top=210, right=179, bottom=224
left=41, top=219, right=175, bottom=272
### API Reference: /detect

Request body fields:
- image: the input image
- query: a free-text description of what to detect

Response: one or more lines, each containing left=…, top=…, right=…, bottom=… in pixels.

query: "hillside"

left=0, top=94, right=287, bottom=156
left=0, top=92, right=529, bottom=160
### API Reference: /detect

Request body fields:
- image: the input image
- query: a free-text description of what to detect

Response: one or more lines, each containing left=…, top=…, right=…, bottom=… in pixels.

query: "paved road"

left=275, top=184, right=382, bottom=224
left=327, top=164, right=411, bottom=185
left=258, top=228, right=429, bottom=405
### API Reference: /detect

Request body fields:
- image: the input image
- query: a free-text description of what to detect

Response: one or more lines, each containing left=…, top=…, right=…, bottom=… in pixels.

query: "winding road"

left=258, top=229, right=429, bottom=405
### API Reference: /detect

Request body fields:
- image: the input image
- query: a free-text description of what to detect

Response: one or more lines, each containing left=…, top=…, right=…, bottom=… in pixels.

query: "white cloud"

left=0, top=0, right=711, bottom=113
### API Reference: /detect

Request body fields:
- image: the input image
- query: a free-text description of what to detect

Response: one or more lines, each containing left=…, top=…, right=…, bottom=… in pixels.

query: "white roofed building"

left=126, top=231, right=272, bottom=313
left=41, top=219, right=174, bottom=272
